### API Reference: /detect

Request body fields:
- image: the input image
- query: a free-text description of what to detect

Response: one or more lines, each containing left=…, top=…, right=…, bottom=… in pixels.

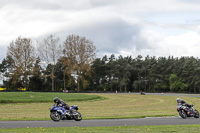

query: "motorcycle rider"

left=54, top=97, right=71, bottom=114
left=140, top=91, right=145, bottom=95
left=176, top=98, right=193, bottom=113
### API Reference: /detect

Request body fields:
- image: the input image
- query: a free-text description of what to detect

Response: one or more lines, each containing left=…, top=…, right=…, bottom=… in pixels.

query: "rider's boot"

left=63, top=111, right=70, bottom=116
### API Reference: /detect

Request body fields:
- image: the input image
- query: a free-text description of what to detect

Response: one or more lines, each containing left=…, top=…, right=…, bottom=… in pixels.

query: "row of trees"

left=91, top=55, right=200, bottom=93
left=1, top=34, right=200, bottom=93
left=0, top=34, right=96, bottom=92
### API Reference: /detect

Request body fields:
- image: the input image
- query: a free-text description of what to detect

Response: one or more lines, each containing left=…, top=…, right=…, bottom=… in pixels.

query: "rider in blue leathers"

left=54, top=97, right=70, bottom=110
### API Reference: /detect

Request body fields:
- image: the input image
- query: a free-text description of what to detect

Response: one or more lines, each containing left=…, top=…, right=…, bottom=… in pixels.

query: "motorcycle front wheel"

left=50, top=111, right=61, bottom=122
left=179, top=110, right=187, bottom=119
left=73, top=111, right=82, bottom=121
left=194, top=110, right=199, bottom=118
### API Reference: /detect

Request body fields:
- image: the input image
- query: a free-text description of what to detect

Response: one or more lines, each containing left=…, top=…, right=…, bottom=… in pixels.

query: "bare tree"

left=7, top=37, right=35, bottom=89
left=37, top=35, right=62, bottom=91
left=63, top=35, right=96, bottom=92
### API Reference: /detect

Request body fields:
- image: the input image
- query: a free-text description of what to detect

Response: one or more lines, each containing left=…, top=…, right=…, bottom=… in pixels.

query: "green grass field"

left=1, top=124, right=200, bottom=133
left=1, top=92, right=200, bottom=132
left=0, top=92, right=200, bottom=120
left=0, top=92, right=103, bottom=103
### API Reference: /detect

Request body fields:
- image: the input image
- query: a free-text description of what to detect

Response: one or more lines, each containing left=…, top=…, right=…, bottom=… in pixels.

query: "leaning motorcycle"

left=50, top=104, right=82, bottom=122
left=177, top=104, right=199, bottom=119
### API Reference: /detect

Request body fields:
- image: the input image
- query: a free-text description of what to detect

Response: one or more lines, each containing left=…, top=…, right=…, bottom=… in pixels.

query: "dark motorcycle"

left=50, top=104, right=82, bottom=122
left=177, top=104, right=199, bottom=119
left=140, top=91, right=145, bottom=95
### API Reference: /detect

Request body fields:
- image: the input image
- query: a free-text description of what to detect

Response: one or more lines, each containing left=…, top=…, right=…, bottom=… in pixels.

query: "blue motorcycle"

left=50, top=104, right=82, bottom=122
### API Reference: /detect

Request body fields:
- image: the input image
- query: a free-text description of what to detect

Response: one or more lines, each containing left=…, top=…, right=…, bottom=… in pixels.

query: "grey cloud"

left=89, top=0, right=122, bottom=7
left=56, top=18, right=150, bottom=57
left=0, top=0, right=91, bottom=11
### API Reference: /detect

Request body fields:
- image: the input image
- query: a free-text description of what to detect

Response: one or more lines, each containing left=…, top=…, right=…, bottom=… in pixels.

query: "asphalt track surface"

left=1, top=117, right=200, bottom=128
left=1, top=93, right=200, bottom=128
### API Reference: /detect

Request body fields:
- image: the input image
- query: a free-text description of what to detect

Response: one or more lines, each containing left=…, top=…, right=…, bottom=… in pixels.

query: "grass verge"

left=1, top=124, right=200, bottom=133
left=0, top=92, right=104, bottom=103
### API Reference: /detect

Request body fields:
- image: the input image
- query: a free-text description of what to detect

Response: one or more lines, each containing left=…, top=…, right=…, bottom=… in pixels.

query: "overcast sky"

left=1, top=0, right=200, bottom=62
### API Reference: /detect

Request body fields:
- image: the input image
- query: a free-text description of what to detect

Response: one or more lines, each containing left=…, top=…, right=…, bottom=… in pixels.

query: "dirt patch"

left=29, top=95, right=35, bottom=98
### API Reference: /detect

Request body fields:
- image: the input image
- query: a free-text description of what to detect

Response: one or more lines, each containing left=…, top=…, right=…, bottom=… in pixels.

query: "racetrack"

left=1, top=117, right=200, bottom=128
left=1, top=93, right=200, bottom=129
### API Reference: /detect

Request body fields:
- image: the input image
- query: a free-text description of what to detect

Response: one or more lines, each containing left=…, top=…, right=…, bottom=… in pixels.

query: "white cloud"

left=141, top=30, right=200, bottom=57
left=1, top=0, right=200, bottom=61
left=164, top=32, right=200, bottom=57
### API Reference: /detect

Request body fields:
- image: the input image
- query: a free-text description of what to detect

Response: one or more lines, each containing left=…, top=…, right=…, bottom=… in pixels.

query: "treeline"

left=0, top=34, right=96, bottom=92
left=1, top=35, right=200, bottom=93
left=91, top=55, right=200, bottom=93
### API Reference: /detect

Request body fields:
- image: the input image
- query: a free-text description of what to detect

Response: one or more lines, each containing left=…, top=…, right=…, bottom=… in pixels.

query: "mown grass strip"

left=0, top=92, right=104, bottom=103
left=1, top=124, right=200, bottom=133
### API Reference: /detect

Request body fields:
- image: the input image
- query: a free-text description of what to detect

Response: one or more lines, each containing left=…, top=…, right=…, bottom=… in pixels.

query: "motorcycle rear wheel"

left=50, top=111, right=61, bottom=122
left=73, top=111, right=82, bottom=121
left=179, top=110, right=187, bottom=119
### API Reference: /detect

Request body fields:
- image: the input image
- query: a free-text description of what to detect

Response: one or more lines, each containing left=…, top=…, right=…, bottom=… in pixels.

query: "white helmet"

left=176, top=98, right=181, bottom=102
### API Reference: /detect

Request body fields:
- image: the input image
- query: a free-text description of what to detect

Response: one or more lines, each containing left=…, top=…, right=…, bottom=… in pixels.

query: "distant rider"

left=140, top=91, right=145, bottom=95
left=54, top=97, right=70, bottom=111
